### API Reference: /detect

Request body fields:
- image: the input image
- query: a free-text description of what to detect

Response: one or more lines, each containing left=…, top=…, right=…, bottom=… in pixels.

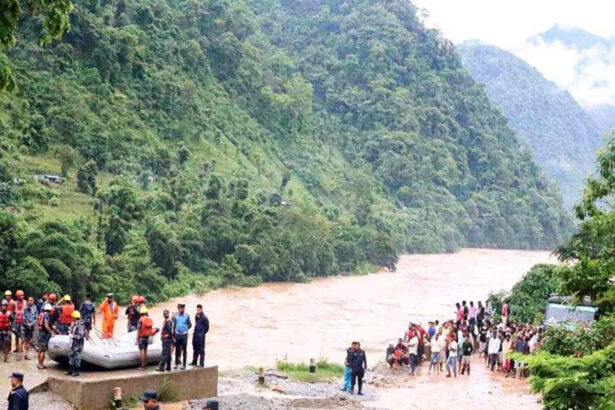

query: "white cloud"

left=413, top=0, right=615, bottom=106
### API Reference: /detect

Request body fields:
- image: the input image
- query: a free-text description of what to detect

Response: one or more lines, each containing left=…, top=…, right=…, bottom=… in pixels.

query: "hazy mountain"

left=587, top=104, right=615, bottom=135
left=529, top=24, right=613, bottom=49
left=458, top=42, right=603, bottom=208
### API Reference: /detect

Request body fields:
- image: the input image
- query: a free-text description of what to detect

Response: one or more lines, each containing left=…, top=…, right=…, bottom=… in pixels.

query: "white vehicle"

left=47, top=331, right=162, bottom=369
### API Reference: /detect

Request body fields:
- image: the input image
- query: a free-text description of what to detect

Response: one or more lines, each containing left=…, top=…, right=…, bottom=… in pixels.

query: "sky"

left=412, top=0, right=615, bottom=106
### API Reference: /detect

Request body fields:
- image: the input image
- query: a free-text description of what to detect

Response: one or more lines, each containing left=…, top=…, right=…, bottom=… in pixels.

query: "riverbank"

left=1, top=249, right=553, bottom=408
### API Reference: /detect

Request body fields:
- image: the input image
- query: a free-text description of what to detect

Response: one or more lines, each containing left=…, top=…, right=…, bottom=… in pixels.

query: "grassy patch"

left=276, top=359, right=343, bottom=382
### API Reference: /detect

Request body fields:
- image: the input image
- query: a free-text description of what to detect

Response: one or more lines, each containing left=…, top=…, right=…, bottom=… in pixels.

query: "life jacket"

left=138, top=316, right=154, bottom=337
left=14, top=300, right=25, bottom=324
left=0, top=312, right=11, bottom=331
left=60, top=303, right=75, bottom=325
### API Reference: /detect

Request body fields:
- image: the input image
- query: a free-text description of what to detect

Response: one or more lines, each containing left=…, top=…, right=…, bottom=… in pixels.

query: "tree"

left=77, top=160, right=98, bottom=195
left=55, top=144, right=79, bottom=177
left=0, top=0, right=73, bottom=92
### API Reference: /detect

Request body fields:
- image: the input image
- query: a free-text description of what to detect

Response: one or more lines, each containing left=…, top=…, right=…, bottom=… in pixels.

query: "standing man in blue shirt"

left=7, top=372, right=28, bottom=410
left=191, top=304, right=209, bottom=367
left=172, top=303, right=191, bottom=370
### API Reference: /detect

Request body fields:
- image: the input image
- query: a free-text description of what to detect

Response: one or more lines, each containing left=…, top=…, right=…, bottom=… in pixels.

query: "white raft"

left=47, top=331, right=162, bottom=369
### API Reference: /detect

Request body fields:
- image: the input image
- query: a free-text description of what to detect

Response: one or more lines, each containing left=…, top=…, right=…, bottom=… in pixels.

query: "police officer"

left=348, top=341, right=367, bottom=395
left=79, top=293, right=95, bottom=337
left=172, top=303, right=191, bottom=370
left=191, top=304, right=209, bottom=367
left=141, top=389, right=160, bottom=410
left=67, top=311, right=87, bottom=377
left=7, top=372, right=28, bottom=410
left=156, top=310, right=173, bottom=372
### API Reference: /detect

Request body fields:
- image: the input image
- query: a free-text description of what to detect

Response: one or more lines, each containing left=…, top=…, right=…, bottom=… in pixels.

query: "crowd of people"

left=0, top=289, right=210, bottom=378
left=342, top=299, right=543, bottom=394
left=383, top=300, right=542, bottom=379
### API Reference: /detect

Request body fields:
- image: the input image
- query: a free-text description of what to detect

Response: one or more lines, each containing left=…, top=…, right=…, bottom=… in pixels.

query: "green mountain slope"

left=458, top=42, right=603, bottom=208
left=0, top=0, right=571, bottom=302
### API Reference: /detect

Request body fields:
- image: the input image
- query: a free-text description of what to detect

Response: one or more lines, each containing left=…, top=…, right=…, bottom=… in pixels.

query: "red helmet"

left=15, top=290, right=24, bottom=298
left=137, top=296, right=145, bottom=303
left=49, top=293, right=57, bottom=302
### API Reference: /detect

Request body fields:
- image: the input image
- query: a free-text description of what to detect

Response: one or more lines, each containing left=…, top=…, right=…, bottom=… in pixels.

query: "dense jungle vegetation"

left=458, top=42, right=603, bottom=209
left=0, top=0, right=572, bottom=303
left=491, top=133, right=615, bottom=409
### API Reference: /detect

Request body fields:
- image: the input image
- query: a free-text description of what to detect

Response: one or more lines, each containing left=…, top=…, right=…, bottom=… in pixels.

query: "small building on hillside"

left=544, top=295, right=597, bottom=329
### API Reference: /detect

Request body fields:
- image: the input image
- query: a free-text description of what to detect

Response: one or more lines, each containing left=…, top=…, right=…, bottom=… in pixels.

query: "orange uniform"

left=98, top=299, right=119, bottom=338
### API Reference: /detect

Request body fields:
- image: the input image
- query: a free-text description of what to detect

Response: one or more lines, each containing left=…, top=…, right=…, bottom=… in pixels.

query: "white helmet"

left=44, top=303, right=52, bottom=311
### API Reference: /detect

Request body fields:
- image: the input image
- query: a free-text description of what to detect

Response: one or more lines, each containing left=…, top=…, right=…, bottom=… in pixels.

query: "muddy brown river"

left=1, top=248, right=554, bottom=408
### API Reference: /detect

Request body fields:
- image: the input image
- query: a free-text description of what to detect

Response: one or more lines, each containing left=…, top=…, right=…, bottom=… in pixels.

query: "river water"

left=1, top=248, right=553, bottom=408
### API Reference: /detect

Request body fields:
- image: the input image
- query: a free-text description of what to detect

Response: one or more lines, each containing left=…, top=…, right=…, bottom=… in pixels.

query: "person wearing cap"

left=172, top=303, right=191, bottom=370
left=8, top=372, right=28, bottom=410
left=20, top=297, right=37, bottom=361
left=37, top=303, right=55, bottom=369
left=204, top=399, right=219, bottom=410
left=126, top=295, right=140, bottom=332
left=79, top=293, right=95, bottom=337
left=98, top=293, right=119, bottom=338
left=0, top=300, right=13, bottom=362
left=57, top=295, right=75, bottom=335
left=141, top=389, right=160, bottom=410
left=136, top=306, right=158, bottom=370
left=3, top=291, right=15, bottom=312
left=67, top=310, right=88, bottom=377
left=191, top=304, right=209, bottom=367
left=157, top=310, right=173, bottom=372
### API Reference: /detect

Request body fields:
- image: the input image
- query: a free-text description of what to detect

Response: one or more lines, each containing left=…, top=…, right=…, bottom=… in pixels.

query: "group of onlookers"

left=381, top=300, right=541, bottom=380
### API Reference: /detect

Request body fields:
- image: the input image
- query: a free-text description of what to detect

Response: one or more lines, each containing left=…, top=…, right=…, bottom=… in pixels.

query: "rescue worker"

left=20, top=296, right=38, bottom=361
left=191, top=304, right=209, bottom=367
left=58, top=295, right=75, bottom=335
left=172, top=303, right=191, bottom=370
left=98, top=293, right=119, bottom=338
left=0, top=300, right=13, bottom=362
left=37, top=303, right=55, bottom=369
left=348, top=341, right=367, bottom=395
left=7, top=372, right=28, bottom=410
left=126, top=295, right=140, bottom=332
left=12, top=290, right=25, bottom=355
left=67, top=311, right=88, bottom=377
left=79, top=293, right=95, bottom=336
left=156, top=310, right=173, bottom=372
left=36, top=292, right=48, bottom=314
left=136, top=306, right=158, bottom=370
left=47, top=293, right=58, bottom=327
left=3, top=290, right=15, bottom=311
left=3, top=291, right=15, bottom=353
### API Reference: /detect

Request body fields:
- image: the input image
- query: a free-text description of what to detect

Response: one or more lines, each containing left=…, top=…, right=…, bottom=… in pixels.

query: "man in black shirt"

left=347, top=341, right=367, bottom=395
left=8, top=372, right=28, bottom=410
left=191, top=304, right=209, bottom=367
left=156, top=310, right=173, bottom=372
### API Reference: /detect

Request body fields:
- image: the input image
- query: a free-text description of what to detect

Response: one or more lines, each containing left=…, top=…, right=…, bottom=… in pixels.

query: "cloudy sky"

left=413, top=0, right=615, bottom=106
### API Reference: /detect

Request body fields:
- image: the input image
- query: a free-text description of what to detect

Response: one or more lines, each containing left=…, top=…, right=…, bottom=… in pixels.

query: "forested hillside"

left=0, top=0, right=571, bottom=302
left=458, top=42, right=603, bottom=208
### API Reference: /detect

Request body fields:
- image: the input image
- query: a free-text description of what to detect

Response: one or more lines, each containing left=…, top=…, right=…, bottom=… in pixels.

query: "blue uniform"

left=172, top=313, right=191, bottom=369
left=191, top=312, right=209, bottom=367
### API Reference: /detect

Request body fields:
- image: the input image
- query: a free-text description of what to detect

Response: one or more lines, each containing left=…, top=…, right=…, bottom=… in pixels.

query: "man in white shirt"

left=445, top=334, right=458, bottom=378
left=407, top=333, right=419, bottom=376
left=488, top=332, right=502, bottom=371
